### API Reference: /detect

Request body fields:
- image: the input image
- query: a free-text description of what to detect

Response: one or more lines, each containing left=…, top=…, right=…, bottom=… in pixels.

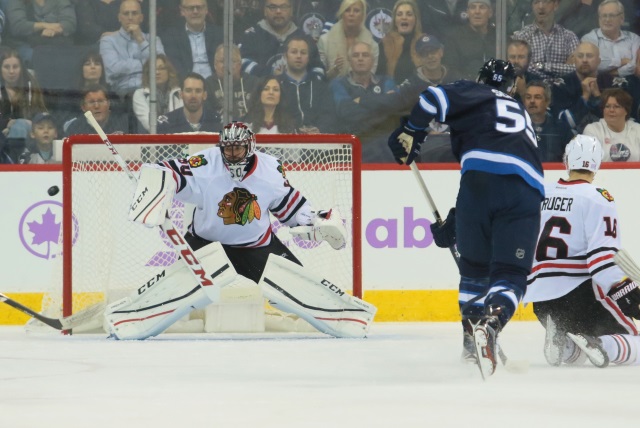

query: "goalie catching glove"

left=608, top=278, right=640, bottom=319
left=290, top=209, right=347, bottom=250
left=388, top=116, right=428, bottom=165
left=128, top=165, right=176, bottom=227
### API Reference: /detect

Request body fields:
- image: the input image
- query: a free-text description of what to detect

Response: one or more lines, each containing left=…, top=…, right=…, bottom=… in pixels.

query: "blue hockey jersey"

left=408, top=80, right=545, bottom=196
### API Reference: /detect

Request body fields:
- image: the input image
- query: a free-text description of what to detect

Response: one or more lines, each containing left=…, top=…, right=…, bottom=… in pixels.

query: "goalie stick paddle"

left=0, top=293, right=105, bottom=330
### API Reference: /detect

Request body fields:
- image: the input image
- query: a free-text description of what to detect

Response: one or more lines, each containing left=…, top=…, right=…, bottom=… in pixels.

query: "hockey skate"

left=473, top=307, right=502, bottom=379
left=567, top=333, right=609, bottom=368
left=543, top=314, right=566, bottom=366
left=461, top=318, right=477, bottom=364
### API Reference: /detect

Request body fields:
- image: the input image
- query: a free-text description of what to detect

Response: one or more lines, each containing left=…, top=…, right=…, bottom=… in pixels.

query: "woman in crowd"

left=243, top=76, right=296, bottom=134
left=317, top=0, right=379, bottom=80
left=0, top=49, right=47, bottom=141
left=584, top=88, right=640, bottom=162
left=378, top=0, right=423, bottom=83
left=132, top=54, right=183, bottom=132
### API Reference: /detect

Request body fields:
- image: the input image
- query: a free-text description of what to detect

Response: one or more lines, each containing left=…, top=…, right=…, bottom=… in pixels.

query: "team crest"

left=188, top=155, right=207, bottom=168
left=277, top=161, right=287, bottom=179
left=217, top=187, right=262, bottom=226
left=366, top=8, right=392, bottom=41
left=597, top=188, right=614, bottom=202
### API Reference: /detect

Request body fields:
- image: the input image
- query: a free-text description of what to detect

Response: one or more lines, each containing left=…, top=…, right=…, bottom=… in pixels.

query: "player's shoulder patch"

left=596, top=188, right=614, bottom=202
left=276, top=159, right=287, bottom=179
left=188, top=154, right=208, bottom=168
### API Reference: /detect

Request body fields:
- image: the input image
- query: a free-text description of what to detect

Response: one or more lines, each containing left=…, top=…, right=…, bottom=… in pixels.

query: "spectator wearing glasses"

left=65, top=84, right=133, bottom=136
left=581, top=0, right=640, bottom=77
left=162, top=0, right=223, bottom=80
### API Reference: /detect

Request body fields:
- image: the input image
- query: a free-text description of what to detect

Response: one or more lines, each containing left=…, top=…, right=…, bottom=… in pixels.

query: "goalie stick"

left=83, top=111, right=218, bottom=295
left=0, top=292, right=105, bottom=330
left=614, top=249, right=640, bottom=283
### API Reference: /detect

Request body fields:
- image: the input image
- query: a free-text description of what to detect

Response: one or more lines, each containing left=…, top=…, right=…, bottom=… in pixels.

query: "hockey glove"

left=290, top=210, right=347, bottom=250
left=388, top=117, right=427, bottom=165
left=608, top=278, right=640, bottom=319
left=429, top=208, right=456, bottom=248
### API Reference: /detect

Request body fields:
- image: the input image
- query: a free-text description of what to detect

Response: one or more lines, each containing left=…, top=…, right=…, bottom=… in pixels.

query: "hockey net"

left=34, top=133, right=361, bottom=333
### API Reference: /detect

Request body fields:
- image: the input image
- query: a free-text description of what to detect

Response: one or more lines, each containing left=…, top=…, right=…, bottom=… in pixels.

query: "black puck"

left=48, top=185, right=60, bottom=196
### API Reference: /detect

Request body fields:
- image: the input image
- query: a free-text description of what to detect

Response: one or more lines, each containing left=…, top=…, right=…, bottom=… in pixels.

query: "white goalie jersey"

left=525, top=179, right=626, bottom=303
left=159, top=148, right=311, bottom=247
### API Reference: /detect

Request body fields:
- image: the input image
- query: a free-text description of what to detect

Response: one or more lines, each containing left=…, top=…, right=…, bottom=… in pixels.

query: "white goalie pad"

left=105, top=242, right=237, bottom=340
left=289, top=209, right=347, bottom=250
left=258, top=254, right=377, bottom=338
left=128, top=165, right=175, bottom=227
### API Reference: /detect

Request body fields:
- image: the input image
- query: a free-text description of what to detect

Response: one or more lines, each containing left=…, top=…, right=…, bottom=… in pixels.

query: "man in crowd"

left=65, top=85, right=133, bottom=136
left=507, top=39, right=536, bottom=102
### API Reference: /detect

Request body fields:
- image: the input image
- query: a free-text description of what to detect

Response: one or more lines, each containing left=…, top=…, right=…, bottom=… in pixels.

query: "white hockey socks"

left=600, top=334, right=640, bottom=365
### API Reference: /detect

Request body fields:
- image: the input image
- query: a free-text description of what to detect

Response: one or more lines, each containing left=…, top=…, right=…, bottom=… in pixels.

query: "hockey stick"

left=83, top=111, right=218, bottom=294
left=0, top=292, right=105, bottom=331
left=614, top=249, right=640, bottom=283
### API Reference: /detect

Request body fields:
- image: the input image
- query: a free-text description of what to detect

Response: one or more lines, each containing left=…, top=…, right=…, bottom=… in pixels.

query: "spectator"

left=5, top=0, right=76, bottom=63
left=444, top=0, right=496, bottom=81
left=26, top=112, right=58, bottom=164
left=132, top=54, right=183, bottom=132
left=318, top=0, right=379, bottom=80
left=243, top=76, right=296, bottom=133
left=0, top=48, right=47, bottom=141
left=507, top=39, right=536, bottom=102
left=205, top=44, right=258, bottom=124
left=74, top=0, right=122, bottom=46
left=584, top=87, right=640, bottom=161
left=100, top=0, right=165, bottom=95
left=161, top=0, right=222, bottom=80
left=240, top=0, right=324, bottom=78
left=278, top=34, right=337, bottom=134
left=65, top=84, right=133, bottom=136
left=513, top=0, right=579, bottom=80
left=378, top=0, right=423, bottom=84
left=582, top=0, right=640, bottom=77
left=330, top=41, right=396, bottom=161
left=157, top=72, right=220, bottom=133
left=524, top=81, right=573, bottom=161
left=420, top=0, right=469, bottom=39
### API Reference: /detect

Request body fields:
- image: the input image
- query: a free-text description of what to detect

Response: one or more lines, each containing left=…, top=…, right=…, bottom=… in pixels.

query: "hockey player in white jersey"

left=525, top=135, right=640, bottom=368
left=105, top=121, right=376, bottom=339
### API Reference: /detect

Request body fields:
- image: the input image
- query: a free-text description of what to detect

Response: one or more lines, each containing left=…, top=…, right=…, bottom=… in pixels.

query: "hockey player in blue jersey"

left=388, top=59, right=545, bottom=378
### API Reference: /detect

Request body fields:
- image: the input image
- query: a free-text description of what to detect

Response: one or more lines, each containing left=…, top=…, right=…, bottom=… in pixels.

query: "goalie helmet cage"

left=55, top=133, right=361, bottom=319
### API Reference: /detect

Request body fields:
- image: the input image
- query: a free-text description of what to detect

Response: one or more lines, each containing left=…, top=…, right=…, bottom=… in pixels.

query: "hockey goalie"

left=105, top=121, right=376, bottom=340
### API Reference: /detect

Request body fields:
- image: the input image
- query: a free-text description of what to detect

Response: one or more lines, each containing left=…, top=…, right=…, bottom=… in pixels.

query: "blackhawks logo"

left=188, top=155, right=208, bottom=168
left=217, top=187, right=262, bottom=226
left=597, top=188, right=614, bottom=202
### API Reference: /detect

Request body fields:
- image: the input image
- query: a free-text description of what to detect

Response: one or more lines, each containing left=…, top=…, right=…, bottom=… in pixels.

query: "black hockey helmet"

left=476, top=58, right=516, bottom=94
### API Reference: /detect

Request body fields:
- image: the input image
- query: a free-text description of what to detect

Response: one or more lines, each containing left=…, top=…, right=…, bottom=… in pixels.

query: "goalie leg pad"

left=106, top=242, right=237, bottom=339
left=258, top=254, right=377, bottom=338
left=128, top=165, right=176, bottom=227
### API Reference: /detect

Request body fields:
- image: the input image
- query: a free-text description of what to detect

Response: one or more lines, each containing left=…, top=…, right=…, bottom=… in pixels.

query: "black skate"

left=567, top=333, right=609, bottom=368
left=544, top=314, right=566, bottom=366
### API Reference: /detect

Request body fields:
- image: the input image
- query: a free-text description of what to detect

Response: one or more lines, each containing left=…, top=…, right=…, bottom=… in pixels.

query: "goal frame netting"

left=59, top=133, right=362, bottom=319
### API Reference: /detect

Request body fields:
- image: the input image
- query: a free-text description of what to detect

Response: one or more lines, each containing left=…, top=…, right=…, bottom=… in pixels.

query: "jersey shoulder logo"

left=217, top=187, right=262, bottom=226
left=277, top=161, right=286, bottom=179
left=188, top=155, right=207, bottom=168
left=596, top=188, right=614, bottom=202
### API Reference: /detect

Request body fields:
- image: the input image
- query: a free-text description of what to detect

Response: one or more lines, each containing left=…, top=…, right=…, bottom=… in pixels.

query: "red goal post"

left=53, top=133, right=361, bottom=319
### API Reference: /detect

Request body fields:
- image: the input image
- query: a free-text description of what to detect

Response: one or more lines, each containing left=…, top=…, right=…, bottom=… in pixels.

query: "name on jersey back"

left=541, top=196, right=573, bottom=212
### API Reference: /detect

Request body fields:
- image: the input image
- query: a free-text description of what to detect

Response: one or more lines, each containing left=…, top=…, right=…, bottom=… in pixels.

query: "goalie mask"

left=564, top=134, right=603, bottom=173
left=219, top=121, right=256, bottom=181
left=477, top=58, right=516, bottom=95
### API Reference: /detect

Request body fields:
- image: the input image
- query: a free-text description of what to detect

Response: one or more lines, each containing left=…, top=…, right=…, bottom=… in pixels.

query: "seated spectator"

left=444, top=0, right=496, bottom=80
left=0, top=48, right=47, bottom=143
left=157, top=72, right=220, bottom=133
left=581, top=0, right=640, bottom=77
left=318, top=0, right=379, bottom=80
left=330, top=41, right=396, bottom=161
left=243, top=76, right=297, bottom=133
left=74, top=0, right=122, bottom=46
left=278, top=34, right=337, bottom=134
left=239, top=0, right=324, bottom=78
left=584, top=87, right=640, bottom=161
left=161, top=0, right=222, bottom=80
left=507, top=39, right=536, bottom=103
left=26, top=112, right=58, bottom=164
left=378, top=0, right=423, bottom=84
left=5, top=0, right=76, bottom=63
left=132, top=54, right=183, bottom=132
left=205, top=44, right=258, bottom=125
left=513, top=0, right=579, bottom=80
left=100, top=0, right=165, bottom=95
left=524, top=81, right=573, bottom=162
left=65, top=84, right=133, bottom=136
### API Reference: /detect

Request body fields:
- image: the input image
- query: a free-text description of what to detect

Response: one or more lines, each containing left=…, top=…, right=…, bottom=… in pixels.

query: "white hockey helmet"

left=219, top=121, right=256, bottom=179
left=563, top=134, right=603, bottom=173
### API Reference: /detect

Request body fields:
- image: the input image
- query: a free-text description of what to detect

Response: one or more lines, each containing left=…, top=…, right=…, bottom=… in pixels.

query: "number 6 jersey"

left=525, top=179, right=625, bottom=303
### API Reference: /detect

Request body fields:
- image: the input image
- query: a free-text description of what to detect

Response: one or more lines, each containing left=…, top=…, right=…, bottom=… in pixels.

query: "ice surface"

left=1, top=322, right=637, bottom=428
